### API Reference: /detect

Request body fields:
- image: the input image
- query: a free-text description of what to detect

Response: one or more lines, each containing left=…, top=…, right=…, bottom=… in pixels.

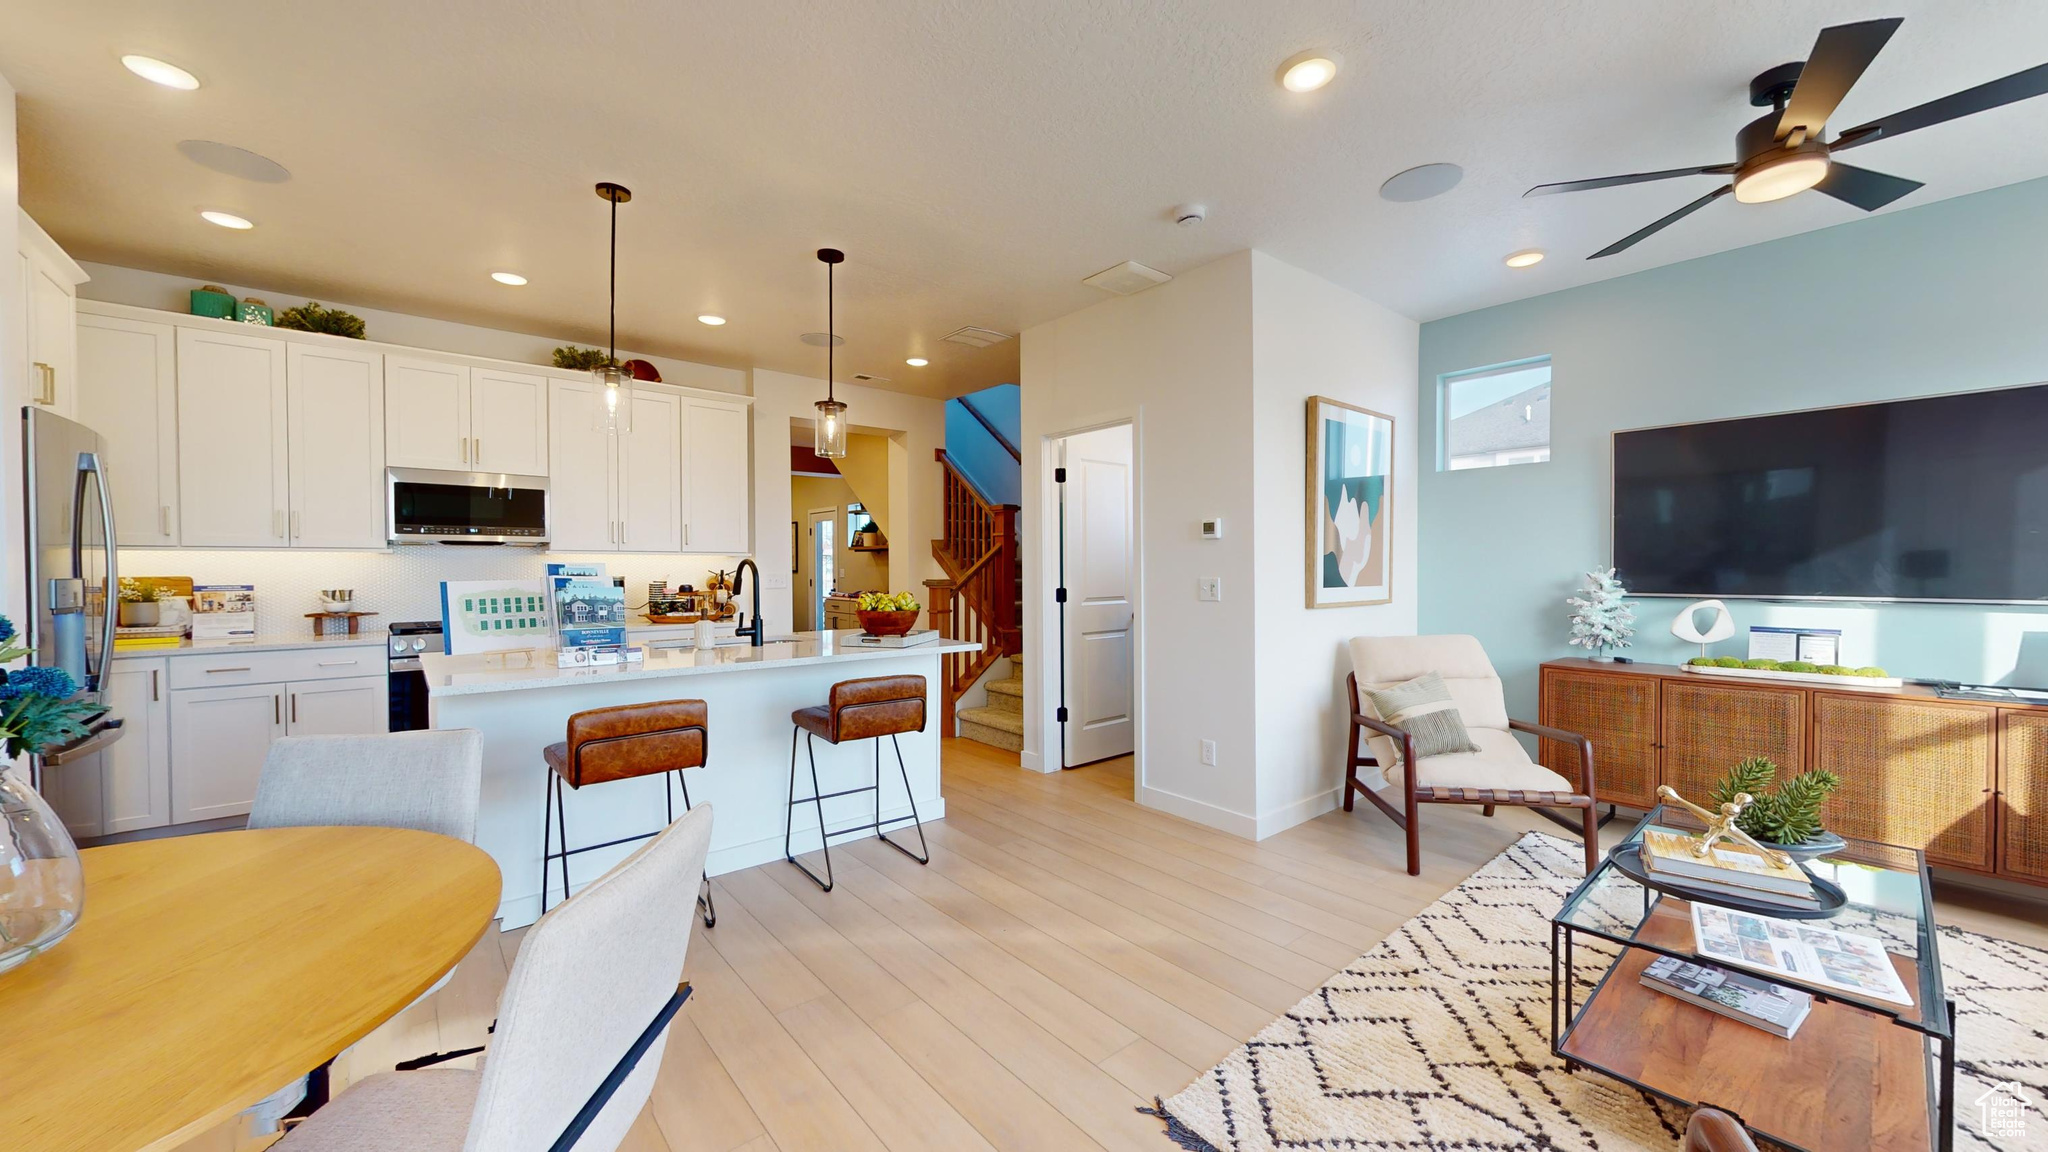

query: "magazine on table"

left=1639, top=954, right=1812, bottom=1038
left=1689, top=903, right=1913, bottom=1007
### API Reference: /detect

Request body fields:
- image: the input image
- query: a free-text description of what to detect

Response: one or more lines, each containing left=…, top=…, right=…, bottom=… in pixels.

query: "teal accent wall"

left=1419, top=176, right=2048, bottom=718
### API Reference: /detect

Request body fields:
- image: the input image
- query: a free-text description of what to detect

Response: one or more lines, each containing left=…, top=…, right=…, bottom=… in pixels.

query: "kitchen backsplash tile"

left=122, top=549, right=749, bottom=633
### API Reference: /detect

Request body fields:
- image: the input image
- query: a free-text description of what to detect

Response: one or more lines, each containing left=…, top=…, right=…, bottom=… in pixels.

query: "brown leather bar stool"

left=786, top=674, right=931, bottom=891
left=542, top=699, right=716, bottom=927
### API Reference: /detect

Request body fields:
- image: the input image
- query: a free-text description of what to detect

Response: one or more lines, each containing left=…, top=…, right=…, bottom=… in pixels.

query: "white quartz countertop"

left=111, top=630, right=390, bottom=659
left=422, top=631, right=980, bottom=698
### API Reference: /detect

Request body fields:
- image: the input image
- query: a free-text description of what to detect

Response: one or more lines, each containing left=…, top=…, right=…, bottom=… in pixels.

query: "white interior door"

left=1059, top=425, right=1135, bottom=767
left=809, top=508, right=838, bottom=631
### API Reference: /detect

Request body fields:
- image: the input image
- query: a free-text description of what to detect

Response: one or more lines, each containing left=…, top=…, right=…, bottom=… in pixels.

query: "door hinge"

left=1054, top=467, right=1067, bottom=483
left=1056, top=706, right=1069, bottom=722
left=1054, top=587, right=1067, bottom=603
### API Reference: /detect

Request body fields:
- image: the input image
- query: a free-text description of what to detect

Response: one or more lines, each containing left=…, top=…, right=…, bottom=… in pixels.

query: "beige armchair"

left=1344, top=635, right=1599, bottom=875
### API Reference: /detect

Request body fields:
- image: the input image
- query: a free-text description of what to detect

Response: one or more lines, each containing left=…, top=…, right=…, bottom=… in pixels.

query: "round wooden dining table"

left=0, top=825, right=501, bottom=1152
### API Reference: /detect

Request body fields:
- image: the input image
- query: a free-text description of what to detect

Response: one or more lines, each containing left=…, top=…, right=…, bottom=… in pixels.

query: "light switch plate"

left=765, top=574, right=790, bottom=589
left=1197, top=577, right=1222, bottom=602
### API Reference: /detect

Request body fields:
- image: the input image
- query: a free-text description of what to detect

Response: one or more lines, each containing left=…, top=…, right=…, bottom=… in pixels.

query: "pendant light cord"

left=827, top=259, right=835, bottom=403
left=608, top=193, right=618, bottom=362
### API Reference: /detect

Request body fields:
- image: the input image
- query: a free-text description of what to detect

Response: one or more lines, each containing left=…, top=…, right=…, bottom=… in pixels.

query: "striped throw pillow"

left=1361, top=673, right=1478, bottom=763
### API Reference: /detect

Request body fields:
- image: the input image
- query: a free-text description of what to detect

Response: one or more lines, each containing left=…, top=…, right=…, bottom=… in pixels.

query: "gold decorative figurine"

left=1656, top=784, right=1795, bottom=868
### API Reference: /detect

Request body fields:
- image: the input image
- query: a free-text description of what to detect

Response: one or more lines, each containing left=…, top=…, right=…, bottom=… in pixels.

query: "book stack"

left=1640, top=954, right=1812, bottom=1038
left=1640, top=826, right=1820, bottom=909
left=114, top=625, right=186, bottom=650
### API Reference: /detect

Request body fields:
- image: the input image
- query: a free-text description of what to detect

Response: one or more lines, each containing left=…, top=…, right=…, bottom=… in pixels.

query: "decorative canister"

left=190, top=285, right=237, bottom=319
left=238, top=298, right=275, bottom=326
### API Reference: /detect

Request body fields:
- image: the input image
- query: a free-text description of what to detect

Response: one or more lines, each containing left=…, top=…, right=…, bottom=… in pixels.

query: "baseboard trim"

left=1137, top=784, right=1257, bottom=839
left=1255, top=786, right=1341, bottom=840
left=1019, top=749, right=1048, bottom=773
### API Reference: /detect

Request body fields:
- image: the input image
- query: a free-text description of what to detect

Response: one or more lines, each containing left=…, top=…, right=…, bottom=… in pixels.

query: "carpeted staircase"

left=955, top=653, right=1024, bottom=752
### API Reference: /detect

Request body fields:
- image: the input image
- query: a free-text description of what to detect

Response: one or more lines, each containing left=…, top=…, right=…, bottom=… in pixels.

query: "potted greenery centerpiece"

left=855, top=591, right=920, bottom=636
left=1707, top=756, right=1845, bottom=860
left=0, top=614, right=111, bottom=972
left=116, top=577, right=159, bottom=627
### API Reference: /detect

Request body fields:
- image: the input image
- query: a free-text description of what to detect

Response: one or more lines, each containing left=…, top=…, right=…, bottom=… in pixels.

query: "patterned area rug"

left=1148, top=832, right=2046, bottom=1151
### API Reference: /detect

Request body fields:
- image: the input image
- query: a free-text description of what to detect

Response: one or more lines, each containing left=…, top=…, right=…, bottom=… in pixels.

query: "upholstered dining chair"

left=1344, top=635, right=1599, bottom=876
left=250, top=730, right=485, bottom=843
left=274, top=803, right=715, bottom=1152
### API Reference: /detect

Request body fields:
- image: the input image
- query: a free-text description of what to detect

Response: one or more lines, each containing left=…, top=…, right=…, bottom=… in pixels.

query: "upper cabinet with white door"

left=549, top=380, right=711, bottom=554
left=19, top=210, right=88, bottom=420
left=176, top=327, right=290, bottom=547
left=287, top=342, right=386, bottom=548
left=76, top=311, right=180, bottom=545
left=681, top=396, right=750, bottom=553
left=386, top=357, right=547, bottom=475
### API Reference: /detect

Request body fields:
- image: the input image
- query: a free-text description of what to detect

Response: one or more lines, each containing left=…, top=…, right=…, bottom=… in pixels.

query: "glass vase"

left=0, top=770, right=85, bottom=974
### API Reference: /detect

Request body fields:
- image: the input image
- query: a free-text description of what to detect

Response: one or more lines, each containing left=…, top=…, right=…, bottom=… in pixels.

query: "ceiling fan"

left=1527, top=17, right=2048, bottom=258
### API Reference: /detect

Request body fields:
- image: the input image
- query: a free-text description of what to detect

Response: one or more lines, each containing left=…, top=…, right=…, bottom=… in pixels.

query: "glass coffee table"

left=1552, top=805, right=1953, bottom=1152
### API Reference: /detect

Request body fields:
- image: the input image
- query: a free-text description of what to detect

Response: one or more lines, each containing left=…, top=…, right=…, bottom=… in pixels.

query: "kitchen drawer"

left=166, top=646, right=382, bottom=690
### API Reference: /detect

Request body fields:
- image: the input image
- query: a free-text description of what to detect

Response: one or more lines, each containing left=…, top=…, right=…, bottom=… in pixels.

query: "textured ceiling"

left=5, top=0, right=2047, bottom=399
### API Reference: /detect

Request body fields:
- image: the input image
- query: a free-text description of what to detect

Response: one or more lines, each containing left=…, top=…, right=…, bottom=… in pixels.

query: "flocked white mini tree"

left=1566, top=567, right=1637, bottom=657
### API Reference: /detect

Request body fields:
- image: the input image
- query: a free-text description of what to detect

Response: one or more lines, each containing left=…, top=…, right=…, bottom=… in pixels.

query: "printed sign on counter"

left=441, top=579, right=553, bottom=655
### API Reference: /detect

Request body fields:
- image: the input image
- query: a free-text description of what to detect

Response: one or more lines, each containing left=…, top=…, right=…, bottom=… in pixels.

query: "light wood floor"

left=185, top=738, right=2047, bottom=1152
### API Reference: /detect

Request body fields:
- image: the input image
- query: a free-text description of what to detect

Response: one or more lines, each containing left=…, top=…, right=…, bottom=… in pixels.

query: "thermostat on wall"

left=1200, top=518, right=1223, bottom=540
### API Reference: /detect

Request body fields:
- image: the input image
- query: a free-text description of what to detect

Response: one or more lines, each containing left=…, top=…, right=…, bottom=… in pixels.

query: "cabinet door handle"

left=290, top=510, right=301, bottom=539
left=316, top=659, right=359, bottom=667
left=205, top=666, right=253, bottom=674
left=683, top=524, right=690, bottom=547
left=273, top=509, right=285, bottom=538
left=474, top=437, right=482, bottom=465
left=275, top=695, right=282, bottom=725
left=290, top=693, right=298, bottom=724
left=160, top=505, right=171, bottom=537
left=151, top=669, right=159, bottom=701
left=32, top=362, right=54, bottom=405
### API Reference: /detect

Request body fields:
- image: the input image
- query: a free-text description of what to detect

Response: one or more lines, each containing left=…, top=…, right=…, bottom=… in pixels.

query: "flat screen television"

left=1612, top=384, right=2048, bottom=603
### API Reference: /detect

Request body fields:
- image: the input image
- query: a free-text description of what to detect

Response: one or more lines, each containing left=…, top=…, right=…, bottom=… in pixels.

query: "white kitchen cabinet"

left=470, top=368, right=549, bottom=475
left=385, top=356, right=471, bottom=470
left=170, top=681, right=285, bottom=823
left=547, top=378, right=621, bottom=550
left=101, top=659, right=173, bottom=834
left=387, top=357, right=548, bottom=475
left=20, top=211, right=86, bottom=420
left=285, top=674, right=387, bottom=736
left=287, top=343, right=386, bottom=548
left=681, top=396, right=750, bottom=553
left=76, top=311, right=180, bottom=545
left=176, top=327, right=290, bottom=547
left=618, top=389, right=682, bottom=553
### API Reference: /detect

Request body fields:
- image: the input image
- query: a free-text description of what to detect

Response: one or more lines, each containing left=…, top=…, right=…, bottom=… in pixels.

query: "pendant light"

left=592, top=181, right=634, bottom=436
left=813, top=248, right=848, bottom=458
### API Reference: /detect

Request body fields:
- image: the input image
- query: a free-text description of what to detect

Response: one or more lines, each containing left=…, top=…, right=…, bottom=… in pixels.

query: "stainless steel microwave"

left=387, top=467, right=549, bottom=545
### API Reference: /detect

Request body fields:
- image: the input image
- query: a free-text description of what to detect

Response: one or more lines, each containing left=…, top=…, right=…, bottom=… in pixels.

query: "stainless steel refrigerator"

left=20, top=407, right=124, bottom=785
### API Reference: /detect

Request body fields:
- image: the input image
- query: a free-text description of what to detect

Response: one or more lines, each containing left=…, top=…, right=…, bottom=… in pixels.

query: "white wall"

left=1249, top=251, right=1418, bottom=837
left=77, top=262, right=747, bottom=396
left=750, top=369, right=946, bottom=638
left=1019, top=252, right=1260, bottom=826
left=1, top=74, right=23, bottom=630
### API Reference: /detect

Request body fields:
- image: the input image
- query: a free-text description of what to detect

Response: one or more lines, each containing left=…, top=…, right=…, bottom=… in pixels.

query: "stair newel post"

left=924, top=578, right=959, bottom=733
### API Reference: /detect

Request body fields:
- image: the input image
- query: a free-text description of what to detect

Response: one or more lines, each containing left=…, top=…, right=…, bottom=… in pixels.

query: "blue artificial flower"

left=2, top=664, right=77, bottom=702
left=0, top=615, right=14, bottom=643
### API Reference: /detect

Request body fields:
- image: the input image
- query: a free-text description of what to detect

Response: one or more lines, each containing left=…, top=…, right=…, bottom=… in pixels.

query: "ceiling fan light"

left=1734, top=152, right=1830, bottom=203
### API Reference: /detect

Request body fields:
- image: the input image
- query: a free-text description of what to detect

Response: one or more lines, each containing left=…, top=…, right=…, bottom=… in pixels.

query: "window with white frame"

left=1440, top=359, right=1551, bottom=471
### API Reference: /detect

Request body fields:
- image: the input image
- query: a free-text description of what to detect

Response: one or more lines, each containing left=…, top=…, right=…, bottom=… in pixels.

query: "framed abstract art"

left=1306, top=396, right=1394, bottom=608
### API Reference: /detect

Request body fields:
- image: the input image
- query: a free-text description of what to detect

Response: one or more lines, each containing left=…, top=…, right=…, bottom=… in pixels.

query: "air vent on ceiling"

left=1082, top=260, right=1171, bottom=295
left=941, top=325, right=1013, bottom=348
left=799, top=332, right=845, bottom=347
left=851, top=372, right=891, bottom=383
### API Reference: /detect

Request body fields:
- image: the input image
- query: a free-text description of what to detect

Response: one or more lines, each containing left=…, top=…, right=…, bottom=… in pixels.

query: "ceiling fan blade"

left=1834, top=61, right=2048, bottom=150
left=1524, top=164, right=1734, bottom=198
left=1777, top=18, right=1903, bottom=138
left=1588, top=185, right=1732, bottom=259
left=1814, top=162, right=1924, bottom=211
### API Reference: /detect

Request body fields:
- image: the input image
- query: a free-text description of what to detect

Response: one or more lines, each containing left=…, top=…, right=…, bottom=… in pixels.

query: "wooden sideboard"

left=1538, top=658, right=2046, bottom=885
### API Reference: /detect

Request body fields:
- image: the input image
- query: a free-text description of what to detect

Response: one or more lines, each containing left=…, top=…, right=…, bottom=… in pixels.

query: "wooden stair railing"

left=927, top=449, right=1020, bottom=731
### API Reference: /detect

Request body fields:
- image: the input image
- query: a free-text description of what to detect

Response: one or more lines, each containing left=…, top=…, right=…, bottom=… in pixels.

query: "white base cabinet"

left=284, top=675, right=387, bottom=737
left=170, top=681, right=285, bottom=824
left=40, top=659, right=172, bottom=840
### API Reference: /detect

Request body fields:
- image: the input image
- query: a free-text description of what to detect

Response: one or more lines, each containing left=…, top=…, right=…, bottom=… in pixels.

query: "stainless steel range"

left=386, top=620, right=446, bottom=731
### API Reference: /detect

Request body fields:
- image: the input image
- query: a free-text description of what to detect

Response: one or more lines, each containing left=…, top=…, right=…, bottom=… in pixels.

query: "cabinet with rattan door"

left=1540, top=665, right=1658, bottom=806
left=1811, top=692, right=1996, bottom=871
left=1998, top=710, right=2048, bottom=882
left=1659, top=680, right=1806, bottom=805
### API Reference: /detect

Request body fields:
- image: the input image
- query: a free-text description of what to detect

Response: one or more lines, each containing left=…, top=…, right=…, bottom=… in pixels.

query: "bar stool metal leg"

left=785, top=727, right=837, bottom=892
left=874, top=733, right=930, bottom=865
left=674, top=769, right=716, bottom=928
left=540, top=770, right=555, bottom=915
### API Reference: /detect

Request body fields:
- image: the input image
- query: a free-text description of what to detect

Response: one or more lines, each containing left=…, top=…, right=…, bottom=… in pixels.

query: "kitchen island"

left=423, top=631, right=979, bottom=927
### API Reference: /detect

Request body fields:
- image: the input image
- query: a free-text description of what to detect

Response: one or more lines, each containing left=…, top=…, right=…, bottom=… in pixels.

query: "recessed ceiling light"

left=905, top=357, right=928, bottom=367
left=122, top=55, right=199, bottom=90
left=490, top=271, right=527, bottom=286
left=697, top=314, right=727, bottom=326
left=1504, top=249, right=1546, bottom=269
left=199, top=210, right=253, bottom=230
left=1278, top=50, right=1340, bottom=93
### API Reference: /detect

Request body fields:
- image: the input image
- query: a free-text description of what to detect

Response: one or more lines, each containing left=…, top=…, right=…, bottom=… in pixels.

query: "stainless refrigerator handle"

left=79, top=451, right=119, bottom=698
